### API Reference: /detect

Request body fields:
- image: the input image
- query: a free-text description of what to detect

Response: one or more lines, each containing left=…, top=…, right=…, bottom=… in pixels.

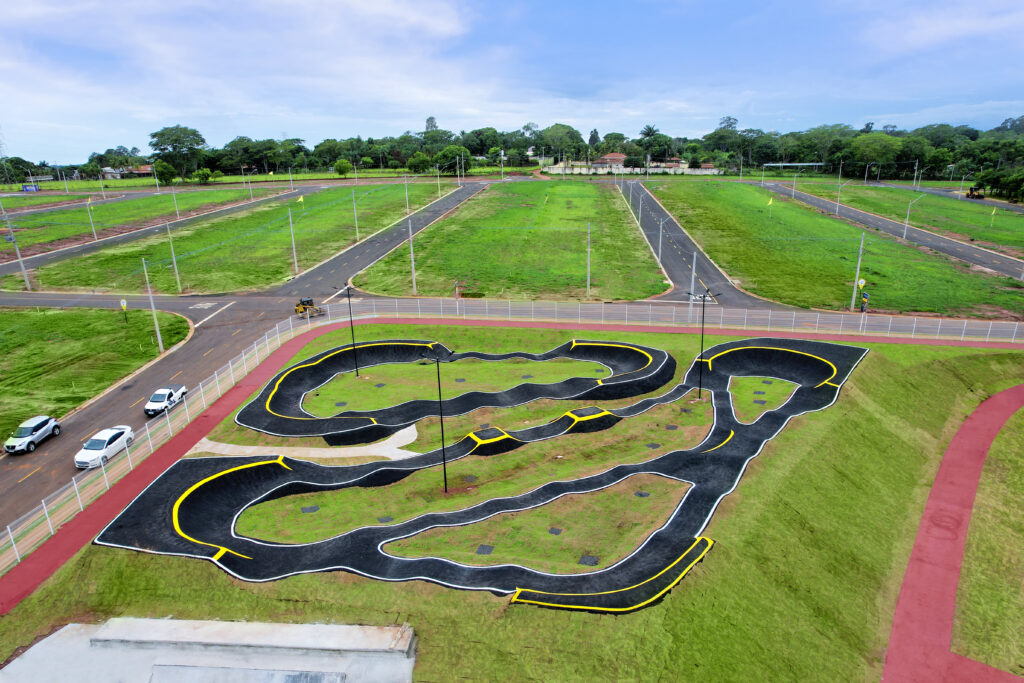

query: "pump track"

left=96, top=336, right=867, bottom=613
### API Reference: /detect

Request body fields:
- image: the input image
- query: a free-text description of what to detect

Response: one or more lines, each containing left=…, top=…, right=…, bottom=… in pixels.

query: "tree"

left=360, top=156, right=373, bottom=167
left=850, top=132, right=902, bottom=171
left=334, top=158, right=353, bottom=176
left=425, top=116, right=438, bottom=131
left=804, top=124, right=854, bottom=164
left=192, top=168, right=212, bottom=185
left=150, top=160, right=175, bottom=185
left=434, top=145, right=472, bottom=172
left=860, top=122, right=874, bottom=133
left=148, top=125, right=206, bottom=178
left=588, top=129, right=600, bottom=147
left=718, top=116, right=738, bottom=130
left=539, top=123, right=585, bottom=158
left=407, top=151, right=431, bottom=173
left=600, top=132, right=626, bottom=153
left=80, top=161, right=102, bottom=179
left=640, top=124, right=659, bottom=140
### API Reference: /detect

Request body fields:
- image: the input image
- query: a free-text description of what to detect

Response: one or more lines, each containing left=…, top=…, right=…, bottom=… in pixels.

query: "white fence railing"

left=1, top=296, right=1019, bottom=576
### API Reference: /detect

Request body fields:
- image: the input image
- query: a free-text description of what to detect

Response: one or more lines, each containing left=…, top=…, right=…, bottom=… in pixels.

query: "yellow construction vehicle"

left=294, top=297, right=325, bottom=318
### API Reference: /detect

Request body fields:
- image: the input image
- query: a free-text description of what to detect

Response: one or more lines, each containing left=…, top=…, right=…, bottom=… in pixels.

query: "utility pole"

left=351, top=190, right=360, bottom=241
left=142, top=258, right=164, bottom=352
left=408, top=219, right=417, bottom=294
left=850, top=233, right=865, bottom=311
left=761, top=165, right=765, bottom=186
left=99, top=176, right=106, bottom=200
left=1, top=199, right=31, bottom=291
left=154, top=167, right=160, bottom=193
left=86, top=200, right=98, bottom=239
left=61, top=168, right=69, bottom=194
left=166, top=223, right=181, bottom=293
left=432, top=355, right=449, bottom=493
left=287, top=207, right=298, bottom=275
left=171, top=183, right=180, bottom=220
left=436, top=165, right=441, bottom=197
left=500, top=151, right=504, bottom=180
left=404, top=174, right=410, bottom=214
left=586, top=221, right=591, bottom=297
left=688, top=251, right=696, bottom=320
left=345, top=286, right=359, bottom=376
left=903, top=194, right=926, bottom=239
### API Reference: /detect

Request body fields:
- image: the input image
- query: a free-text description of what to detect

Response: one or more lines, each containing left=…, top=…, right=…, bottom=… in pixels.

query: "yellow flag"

left=767, top=197, right=773, bottom=206
left=269, top=171, right=274, bottom=176
left=991, top=206, right=997, bottom=215
left=296, top=195, right=304, bottom=204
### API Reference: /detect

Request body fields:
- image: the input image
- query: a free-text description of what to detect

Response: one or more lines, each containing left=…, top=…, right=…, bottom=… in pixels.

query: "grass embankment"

left=790, top=183, right=1024, bottom=253
left=5, top=183, right=451, bottom=294
left=1, top=325, right=1020, bottom=680
left=1, top=189, right=270, bottom=254
left=952, top=406, right=1024, bottom=676
left=356, top=181, right=666, bottom=300
left=0, top=194, right=90, bottom=210
left=728, top=376, right=798, bottom=423
left=0, top=308, right=189, bottom=439
left=302, top=356, right=605, bottom=416
left=386, top=474, right=690, bottom=573
left=648, top=181, right=1024, bottom=317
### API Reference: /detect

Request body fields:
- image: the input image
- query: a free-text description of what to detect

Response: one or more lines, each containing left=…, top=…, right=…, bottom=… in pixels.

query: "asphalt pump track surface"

left=97, top=336, right=868, bottom=613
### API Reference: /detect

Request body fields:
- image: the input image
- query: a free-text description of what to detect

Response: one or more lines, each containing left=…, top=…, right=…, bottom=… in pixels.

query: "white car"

left=143, top=384, right=188, bottom=417
left=4, top=416, right=61, bottom=454
left=74, top=426, right=134, bottom=469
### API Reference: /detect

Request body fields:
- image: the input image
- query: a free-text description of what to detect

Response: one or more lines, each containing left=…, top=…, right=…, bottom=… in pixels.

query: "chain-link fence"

left=1, top=295, right=1020, bottom=576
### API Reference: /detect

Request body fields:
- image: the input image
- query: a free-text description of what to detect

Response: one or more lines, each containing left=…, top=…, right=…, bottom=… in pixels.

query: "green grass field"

left=302, top=355, right=605, bottom=416
left=2, top=188, right=271, bottom=255
left=356, top=181, right=666, bottom=300
left=1, top=321, right=1020, bottom=680
left=386, top=474, right=689, bottom=573
left=789, top=183, right=1024, bottom=252
left=952, top=406, right=1024, bottom=676
left=3, top=183, right=452, bottom=294
left=0, top=194, right=90, bottom=210
left=648, top=181, right=1024, bottom=316
left=0, top=308, right=189, bottom=439
left=728, top=376, right=798, bottom=423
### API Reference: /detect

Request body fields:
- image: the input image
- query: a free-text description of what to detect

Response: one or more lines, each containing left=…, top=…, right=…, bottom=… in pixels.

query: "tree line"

left=3, top=114, right=1023, bottom=199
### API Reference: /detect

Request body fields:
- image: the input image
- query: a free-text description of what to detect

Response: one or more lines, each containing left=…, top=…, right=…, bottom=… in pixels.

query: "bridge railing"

left=1, top=297, right=1019, bottom=576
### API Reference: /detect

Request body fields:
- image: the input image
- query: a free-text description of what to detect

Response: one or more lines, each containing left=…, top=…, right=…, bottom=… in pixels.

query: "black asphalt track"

left=97, top=336, right=867, bottom=612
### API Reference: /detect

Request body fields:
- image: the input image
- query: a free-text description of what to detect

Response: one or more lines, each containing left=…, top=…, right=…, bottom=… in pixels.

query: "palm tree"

left=640, top=124, right=659, bottom=140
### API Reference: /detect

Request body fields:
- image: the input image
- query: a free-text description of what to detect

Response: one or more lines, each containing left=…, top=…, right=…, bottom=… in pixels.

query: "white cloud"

left=860, top=0, right=1024, bottom=55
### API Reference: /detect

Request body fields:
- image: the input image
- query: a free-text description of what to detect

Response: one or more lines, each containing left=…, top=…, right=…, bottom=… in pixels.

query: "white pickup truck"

left=143, top=384, right=188, bottom=417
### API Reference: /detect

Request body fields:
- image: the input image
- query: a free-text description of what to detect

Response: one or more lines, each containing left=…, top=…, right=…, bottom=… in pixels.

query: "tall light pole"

left=408, top=219, right=417, bottom=294
left=958, top=174, right=971, bottom=200
left=792, top=169, right=806, bottom=199
left=850, top=234, right=865, bottom=311
left=436, top=165, right=441, bottom=198
left=760, top=164, right=766, bottom=186
left=864, top=162, right=876, bottom=185
left=688, top=283, right=717, bottom=399
left=1, top=198, right=31, bottom=291
left=345, top=286, right=359, bottom=377
left=287, top=207, right=299, bottom=275
left=166, top=223, right=182, bottom=293
left=142, top=258, right=164, bottom=353
left=289, top=167, right=294, bottom=191
left=351, top=190, right=360, bottom=241
left=903, top=193, right=927, bottom=240
left=835, top=159, right=844, bottom=215
left=404, top=174, right=410, bottom=214
left=171, top=183, right=180, bottom=220
left=420, top=350, right=450, bottom=494
left=586, top=221, right=591, bottom=297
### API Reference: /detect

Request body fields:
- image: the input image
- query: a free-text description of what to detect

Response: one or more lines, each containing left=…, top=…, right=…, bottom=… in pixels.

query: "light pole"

left=864, top=162, right=876, bottom=185
left=436, top=165, right=441, bottom=198
left=850, top=233, right=865, bottom=311
left=420, top=349, right=451, bottom=493
left=351, top=190, right=360, bottom=241
left=792, top=169, right=806, bottom=199
left=287, top=207, right=299, bottom=275
left=834, top=159, right=844, bottom=215
left=1, top=198, right=31, bottom=291
left=586, top=222, right=591, bottom=297
left=345, top=286, right=359, bottom=377
left=957, top=174, right=971, bottom=200
left=404, top=174, right=409, bottom=214
left=761, top=164, right=766, bottom=186
left=687, top=283, right=718, bottom=399
left=166, top=223, right=181, bottom=293
left=289, top=167, right=294, bottom=191
left=915, top=166, right=932, bottom=190
left=171, top=183, right=180, bottom=220
left=141, top=258, right=164, bottom=353
left=903, top=193, right=927, bottom=240
left=408, top=219, right=417, bottom=294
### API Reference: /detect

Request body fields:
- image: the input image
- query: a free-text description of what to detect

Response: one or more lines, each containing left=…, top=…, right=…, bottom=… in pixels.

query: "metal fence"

left=2, top=296, right=1020, bottom=576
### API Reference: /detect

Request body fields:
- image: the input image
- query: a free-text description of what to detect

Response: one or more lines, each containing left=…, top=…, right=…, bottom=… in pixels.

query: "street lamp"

left=903, top=193, right=927, bottom=240
left=863, top=162, right=877, bottom=185
left=958, top=173, right=972, bottom=201
left=344, top=285, right=360, bottom=376
left=792, top=169, right=807, bottom=199
left=686, top=284, right=720, bottom=399
left=419, top=348, right=453, bottom=493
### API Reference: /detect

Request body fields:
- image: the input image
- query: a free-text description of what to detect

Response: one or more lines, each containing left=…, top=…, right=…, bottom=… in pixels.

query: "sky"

left=2, top=0, right=1023, bottom=163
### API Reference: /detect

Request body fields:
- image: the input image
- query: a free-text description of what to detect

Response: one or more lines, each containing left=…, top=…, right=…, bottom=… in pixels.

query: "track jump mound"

left=98, top=337, right=867, bottom=613
left=235, top=339, right=674, bottom=445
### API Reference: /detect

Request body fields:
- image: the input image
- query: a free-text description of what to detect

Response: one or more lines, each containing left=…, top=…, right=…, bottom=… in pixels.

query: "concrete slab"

left=0, top=619, right=415, bottom=683
left=185, top=424, right=421, bottom=461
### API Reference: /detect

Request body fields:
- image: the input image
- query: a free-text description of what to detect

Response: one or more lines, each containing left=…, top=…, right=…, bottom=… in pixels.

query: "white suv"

left=4, top=416, right=61, bottom=454
left=74, top=426, right=134, bottom=469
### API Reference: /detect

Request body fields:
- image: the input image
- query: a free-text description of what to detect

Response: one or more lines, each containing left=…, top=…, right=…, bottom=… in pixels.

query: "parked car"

left=4, top=416, right=61, bottom=454
left=143, top=384, right=188, bottom=417
left=74, top=426, right=134, bottom=469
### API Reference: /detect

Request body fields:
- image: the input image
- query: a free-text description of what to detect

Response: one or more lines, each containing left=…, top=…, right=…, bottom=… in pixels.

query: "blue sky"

left=2, top=0, right=1022, bottom=163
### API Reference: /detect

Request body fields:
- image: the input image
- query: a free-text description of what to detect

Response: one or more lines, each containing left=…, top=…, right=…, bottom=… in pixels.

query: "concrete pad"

left=0, top=619, right=415, bottom=683
left=186, top=425, right=421, bottom=461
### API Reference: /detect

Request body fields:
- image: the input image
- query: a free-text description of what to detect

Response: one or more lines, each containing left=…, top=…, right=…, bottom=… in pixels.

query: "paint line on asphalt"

left=129, top=397, right=145, bottom=408
left=231, top=329, right=241, bottom=336
left=17, top=467, right=40, bottom=484
left=323, top=287, right=348, bottom=303
left=194, top=301, right=235, bottom=328
left=202, top=348, right=215, bottom=357
left=255, top=311, right=265, bottom=319
left=170, top=371, right=183, bottom=380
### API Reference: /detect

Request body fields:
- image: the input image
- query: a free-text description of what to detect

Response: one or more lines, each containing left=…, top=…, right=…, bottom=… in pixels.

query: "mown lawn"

left=790, top=183, right=1024, bottom=252
left=6, top=183, right=452, bottom=294
left=0, top=324, right=1019, bottom=680
left=356, top=181, right=667, bottom=300
left=0, top=307, right=189, bottom=439
left=0, top=194, right=90, bottom=210
left=728, top=376, right=798, bottom=423
left=648, top=180, right=1024, bottom=316
left=0, top=321, right=1020, bottom=680
left=1, top=188, right=271, bottom=253
left=952, top=406, right=1024, bottom=676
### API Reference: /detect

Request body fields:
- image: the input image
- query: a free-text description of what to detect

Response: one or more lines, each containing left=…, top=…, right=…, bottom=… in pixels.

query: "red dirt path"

left=1, top=316, right=1022, bottom=683
left=882, top=383, right=1024, bottom=682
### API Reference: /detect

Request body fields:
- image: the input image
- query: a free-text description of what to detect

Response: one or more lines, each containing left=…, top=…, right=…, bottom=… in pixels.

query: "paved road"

left=872, top=182, right=1024, bottom=214
left=760, top=182, right=1024, bottom=280
left=0, top=182, right=484, bottom=528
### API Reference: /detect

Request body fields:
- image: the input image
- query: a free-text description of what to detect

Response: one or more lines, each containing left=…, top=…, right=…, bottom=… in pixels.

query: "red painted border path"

left=1, top=316, right=1022, bottom=653
left=882, top=383, right=1024, bottom=682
